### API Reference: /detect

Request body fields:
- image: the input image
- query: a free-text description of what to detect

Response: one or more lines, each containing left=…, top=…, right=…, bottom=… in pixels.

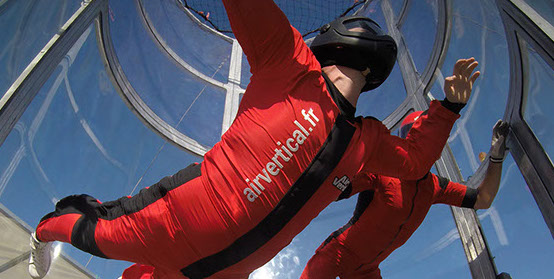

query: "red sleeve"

left=432, top=173, right=478, bottom=208
left=359, top=100, right=459, bottom=180
left=349, top=172, right=378, bottom=198
left=336, top=172, right=377, bottom=201
left=222, top=0, right=299, bottom=74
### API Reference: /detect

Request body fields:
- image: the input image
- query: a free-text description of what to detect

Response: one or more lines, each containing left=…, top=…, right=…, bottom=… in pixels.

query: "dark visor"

left=343, top=18, right=385, bottom=35
left=399, top=123, right=414, bottom=139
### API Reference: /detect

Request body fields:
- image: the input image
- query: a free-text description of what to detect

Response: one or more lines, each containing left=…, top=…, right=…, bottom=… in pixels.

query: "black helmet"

left=310, top=16, right=397, bottom=92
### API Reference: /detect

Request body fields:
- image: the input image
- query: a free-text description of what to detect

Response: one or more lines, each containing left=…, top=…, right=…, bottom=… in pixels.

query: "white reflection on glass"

left=478, top=207, right=508, bottom=246
left=53, top=242, right=62, bottom=259
left=416, top=227, right=460, bottom=261
left=250, top=241, right=302, bottom=279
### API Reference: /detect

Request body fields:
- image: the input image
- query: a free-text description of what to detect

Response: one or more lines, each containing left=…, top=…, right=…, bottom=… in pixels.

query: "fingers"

left=491, top=120, right=509, bottom=159
left=470, top=71, right=480, bottom=85
left=499, top=121, right=510, bottom=136
left=493, top=120, right=502, bottom=137
left=445, top=57, right=480, bottom=103
left=463, top=61, right=479, bottom=77
left=493, top=119, right=502, bottom=130
left=444, top=76, right=454, bottom=93
left=493, top=120, right=510, bottom=137
left=453, top=57, right=476, bottom=76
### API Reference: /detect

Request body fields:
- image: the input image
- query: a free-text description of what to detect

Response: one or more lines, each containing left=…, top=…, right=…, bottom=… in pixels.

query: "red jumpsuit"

left=35, top=0, right=460, bottom=278
left=300, top=173, right=478, bottom=279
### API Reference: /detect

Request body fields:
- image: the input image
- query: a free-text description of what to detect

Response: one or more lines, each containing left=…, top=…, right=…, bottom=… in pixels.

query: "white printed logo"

left=243, top=108, right=320, bottom=202
left=333, top=175, right=350, bottom=192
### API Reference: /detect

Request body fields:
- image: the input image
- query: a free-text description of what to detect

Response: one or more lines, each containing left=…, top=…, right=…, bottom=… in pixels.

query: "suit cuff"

left=440, top=99, right=466, bottom=114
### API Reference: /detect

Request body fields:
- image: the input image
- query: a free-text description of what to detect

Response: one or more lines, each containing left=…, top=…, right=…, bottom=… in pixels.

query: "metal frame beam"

left=495, top=0, right=554, bottom=237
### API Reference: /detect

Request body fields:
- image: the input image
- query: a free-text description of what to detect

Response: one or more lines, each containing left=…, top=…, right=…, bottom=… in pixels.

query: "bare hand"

left=444, top=57, right=480, bottom=104
left=490, top=120, right=509, bottom=159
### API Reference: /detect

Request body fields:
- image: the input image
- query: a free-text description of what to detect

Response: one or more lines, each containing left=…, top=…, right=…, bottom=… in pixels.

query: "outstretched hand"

left=490, top=120, right=509, bottom=160
left=444, top=57, right=480, bottom=104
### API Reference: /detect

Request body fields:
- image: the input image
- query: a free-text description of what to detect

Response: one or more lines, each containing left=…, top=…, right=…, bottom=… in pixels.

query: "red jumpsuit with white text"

left=35, top=0, right=460, bottom=278
left=300, top=173, right=478, bottom=279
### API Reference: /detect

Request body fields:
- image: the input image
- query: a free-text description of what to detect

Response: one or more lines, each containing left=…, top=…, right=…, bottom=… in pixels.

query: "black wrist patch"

left=462, top=188, right=479, bottom=208
left=441, top=99, right=466, bottom=114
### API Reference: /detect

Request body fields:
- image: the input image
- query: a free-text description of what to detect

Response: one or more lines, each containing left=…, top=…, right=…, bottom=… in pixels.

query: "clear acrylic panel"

left=109, top=0, right=227, bottom=147
left=390, top=0, right=406, bottom=18
left=356, top=63, right=407, bottom=121
left=437, top=0, right=510, bottom=179
left=241, top=51, right=252, bottom=89
left=0, top=22, right=201, bottom=278
left=400, top=0, right=438, bottom=75
left=381, top=204, right=471, bottom=279
left=478, top=155, right=554, bottom=277
left=0, top=0, right=81, bottom=96
left=359, top=0, right=389, bottom=34
left=139, top=0, right=233, bottom=84
left=522, top=39, right=554, bottom=163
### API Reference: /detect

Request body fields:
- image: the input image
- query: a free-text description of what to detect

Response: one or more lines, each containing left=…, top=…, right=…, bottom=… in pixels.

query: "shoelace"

left=31, top=243, right=47, bottom=266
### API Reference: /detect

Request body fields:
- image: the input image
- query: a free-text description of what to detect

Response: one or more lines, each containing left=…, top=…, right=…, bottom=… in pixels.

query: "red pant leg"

left=300, top=247, right=341, bottom=279
left=36, top=194, right=108, bottom=258
left=121, top=263, right=155, bottom=279
left=36, top=163, right=204, bottom=265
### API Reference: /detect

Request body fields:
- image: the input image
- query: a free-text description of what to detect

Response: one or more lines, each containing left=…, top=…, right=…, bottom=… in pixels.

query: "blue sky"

left=1, top=0, right=553, bottom=278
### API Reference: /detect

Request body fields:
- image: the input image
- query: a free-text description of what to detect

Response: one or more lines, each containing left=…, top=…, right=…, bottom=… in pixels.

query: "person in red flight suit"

left=300, top=115, right=509, bottom=279
left=28, top=0, right=480, bottom=278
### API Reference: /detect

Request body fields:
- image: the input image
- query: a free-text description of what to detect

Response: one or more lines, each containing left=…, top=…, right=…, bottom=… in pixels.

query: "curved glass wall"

left=478, top=155, right=554, bottom=278
left=522, top=40, right=554, bottom=162
left=0, top=19, right=200, bottom=278
left=439, top=0, right=510, bottom=180
left=356, top=64, right=406, bottom=121
left=138, top=0, right=233, bottom=84
left=400, top=0, right=438, bottom=75
left=0, top=0, right=81, bottom=97
left=380, top=183, right=472, bottom=278
left=241, top=52, right=252, bottom=88
left=390, top=0, right=406, bottom=17
left=356, top=0, right=406, bottom=121
left=108, top=0, right=227, bottom=148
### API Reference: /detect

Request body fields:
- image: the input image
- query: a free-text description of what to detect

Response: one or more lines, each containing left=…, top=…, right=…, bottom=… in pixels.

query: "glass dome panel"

left=390, top=0, right=406, bottom=18
left=437, top=0, right=510, bottom=179
left=400, top=0, right=438, bottom=75
left=522, top=40, right=554, bottom=163
left=138, top=0, right=233, bottom=84
left=0, top=0, right=81, bottom=96
left=478, top=155, right=554, bottom=278
left=380, top=204, right=472, bottom=279
left=109, top=0, right=226, bottom=147
left=0, top=22, right=201, bottom=279
left=356, top=64, right=406, bottom=121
